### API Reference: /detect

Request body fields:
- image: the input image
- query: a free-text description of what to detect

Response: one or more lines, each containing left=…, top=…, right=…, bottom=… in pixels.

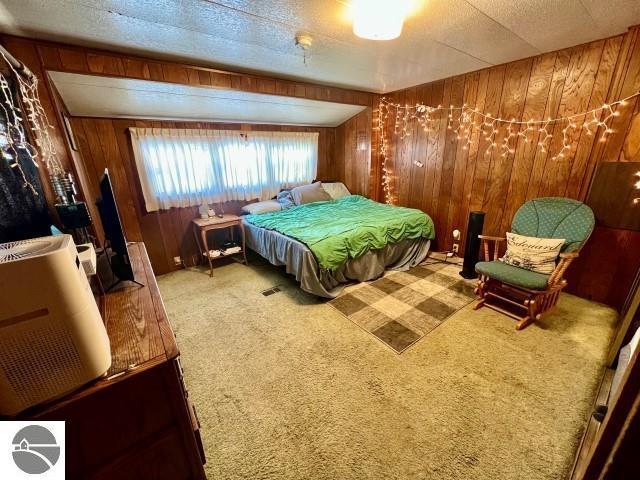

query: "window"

left=129, top=128, right=318, bottom=211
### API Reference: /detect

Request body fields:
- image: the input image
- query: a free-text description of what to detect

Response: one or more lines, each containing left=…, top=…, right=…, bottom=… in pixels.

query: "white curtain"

left=129, top=128, right=318, bottom=211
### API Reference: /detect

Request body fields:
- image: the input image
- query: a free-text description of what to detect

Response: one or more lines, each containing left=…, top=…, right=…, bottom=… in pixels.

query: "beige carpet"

left=157, top=260, right=618, bottom=480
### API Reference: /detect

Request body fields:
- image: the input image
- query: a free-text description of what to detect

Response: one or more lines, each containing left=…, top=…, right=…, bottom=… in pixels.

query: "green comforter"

left=245, top=195, right=435, bottom=272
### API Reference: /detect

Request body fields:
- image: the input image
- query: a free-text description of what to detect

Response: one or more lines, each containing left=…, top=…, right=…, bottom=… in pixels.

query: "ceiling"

left=2, top=1, right=640, bottom=93
left=49, top=71, right=365, bottom=126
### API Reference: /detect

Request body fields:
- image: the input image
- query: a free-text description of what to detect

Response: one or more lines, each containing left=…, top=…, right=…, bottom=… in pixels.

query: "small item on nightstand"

left=221, top=240, right=241, bottom=255
left=210, top=202, right=225, bottom=218
left=198, top=204, right=209, bottom=219
left=206, top=249, right=221, bottom=258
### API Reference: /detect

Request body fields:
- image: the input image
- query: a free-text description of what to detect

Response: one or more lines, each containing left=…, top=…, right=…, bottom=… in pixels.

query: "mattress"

left=243, top=219, right=431, bottom=298
left=244, top=195, right=434, bottom=272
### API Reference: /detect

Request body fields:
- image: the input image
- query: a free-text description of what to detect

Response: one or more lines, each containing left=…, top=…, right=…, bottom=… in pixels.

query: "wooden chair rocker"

left=474, top=197, right=595, bottom=330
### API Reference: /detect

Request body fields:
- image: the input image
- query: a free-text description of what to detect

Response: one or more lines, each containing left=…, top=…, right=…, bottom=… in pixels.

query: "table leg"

left=192, top=225, right=202, bottom=266
left=240, top=222, right=248, bottom=265
left=201, top=229, right=213, bottom=277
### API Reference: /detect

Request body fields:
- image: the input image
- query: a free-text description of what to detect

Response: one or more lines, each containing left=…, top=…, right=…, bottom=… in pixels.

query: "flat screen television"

left=96, top=169, right=136, bottom=286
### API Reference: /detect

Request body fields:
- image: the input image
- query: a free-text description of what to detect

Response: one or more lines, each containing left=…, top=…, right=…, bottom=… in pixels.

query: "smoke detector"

left=295, top=33, right=313, bottom=49
left=295, top=33, right=313, bottom=66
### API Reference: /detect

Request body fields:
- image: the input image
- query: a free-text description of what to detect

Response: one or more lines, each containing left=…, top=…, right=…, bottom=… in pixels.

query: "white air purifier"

left=0, top=235, right=111, bottom=415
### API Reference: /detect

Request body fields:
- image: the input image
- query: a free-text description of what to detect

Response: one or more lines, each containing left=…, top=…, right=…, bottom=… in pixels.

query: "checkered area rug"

left=329, top=261, right=476, bottom=353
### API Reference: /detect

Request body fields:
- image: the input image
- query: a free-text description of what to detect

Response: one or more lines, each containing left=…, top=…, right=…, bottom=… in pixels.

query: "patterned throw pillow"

left=501, top=232, right=565, bottom=274
left=276, top=189, right=295, bottom=209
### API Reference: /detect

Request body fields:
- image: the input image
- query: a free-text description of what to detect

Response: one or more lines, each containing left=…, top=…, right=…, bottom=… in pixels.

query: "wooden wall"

left=0, top=34, right=374, bottom=274
left=334, top=108, right=374, bottom=196
left=378, top=26, right=640, bottom=309
left=382, top=28, right=640, bottom=249
left=70, top=117, right=337, bottom=274
left=6, top=29, right=638, bottom=307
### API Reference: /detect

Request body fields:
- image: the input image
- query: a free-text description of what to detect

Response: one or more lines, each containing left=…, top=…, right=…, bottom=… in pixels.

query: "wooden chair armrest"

left=549, top=252, right=578, bottom=285
left=479, top=235, right=506, bottom=261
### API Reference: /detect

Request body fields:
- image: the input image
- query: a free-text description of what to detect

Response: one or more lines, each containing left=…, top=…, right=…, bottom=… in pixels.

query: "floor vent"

left=261, top=286, right=281, bottom=296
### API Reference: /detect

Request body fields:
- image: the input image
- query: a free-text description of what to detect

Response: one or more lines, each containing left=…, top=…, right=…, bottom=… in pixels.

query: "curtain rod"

left=0, top=43, right=36, bottom=79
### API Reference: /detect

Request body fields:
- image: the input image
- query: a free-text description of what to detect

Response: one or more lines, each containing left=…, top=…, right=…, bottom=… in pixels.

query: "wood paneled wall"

left=6, top=29, right=638, bottom=308
left=377, top=26, right=640, bottom=309
left=70, top=117, right=337, bottom=274
left=0, top=34, right=374, bottom=274
left=381, top=27, right=640, bottom=253
left=334, top=108, right=374, bottom=196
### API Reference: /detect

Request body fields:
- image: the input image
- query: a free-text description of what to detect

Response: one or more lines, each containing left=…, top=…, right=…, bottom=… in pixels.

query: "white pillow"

left=241, top=200, right=281, bottom=215
left=322, top=182, right=351, bottom=200
left=290, top=182, right=332, bottom=205
left=501, top=232, right=565, bottom=274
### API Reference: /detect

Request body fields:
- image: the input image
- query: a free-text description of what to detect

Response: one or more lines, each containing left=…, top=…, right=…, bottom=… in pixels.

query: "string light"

left=454, top=105, right=470, bottom=141
left=447, top=105, right=454, bottom=130
left=535, top=118, right=553, bottom=153
left=378, top=91, right=640, bottom=204
left=552, top=117, right=578, bottom=161
left=517, top=119, right=535, bottom=143
left=401, top=106, right=411, bottom=138
left=501, top=118, right=517, bottom=158
left=597, top=103, right=619, bottom=142
left=483, top=116, right=498, bottom=156
left=462, top=108, right=479, bottom=150
left=377, top=98, right=394, bottom=204
left=634, top=171, right=640, bottom=205
left=0, top=50, right=64, bottom=195
left=0, top=74, right=39, bottom=194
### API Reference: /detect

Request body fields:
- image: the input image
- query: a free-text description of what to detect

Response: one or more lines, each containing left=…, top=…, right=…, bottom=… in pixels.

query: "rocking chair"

left=474, top=197, right=595, bottom=330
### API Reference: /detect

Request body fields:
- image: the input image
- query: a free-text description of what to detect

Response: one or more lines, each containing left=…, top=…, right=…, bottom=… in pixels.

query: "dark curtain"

left=0, top=76, right=51, bottom=243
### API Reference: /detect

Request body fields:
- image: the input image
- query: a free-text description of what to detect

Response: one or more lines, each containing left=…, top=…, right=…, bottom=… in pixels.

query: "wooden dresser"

left=13, top=243, right=206, bottom=479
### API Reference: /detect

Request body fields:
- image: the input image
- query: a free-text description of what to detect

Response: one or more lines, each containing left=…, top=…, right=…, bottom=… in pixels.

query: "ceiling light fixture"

left=351, top=0, right=415, bottom=41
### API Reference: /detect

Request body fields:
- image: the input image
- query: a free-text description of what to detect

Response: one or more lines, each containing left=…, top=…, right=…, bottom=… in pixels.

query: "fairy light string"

left=0, top=49, right=63, bottom=194
left=377, top=91, right=640, bottom=204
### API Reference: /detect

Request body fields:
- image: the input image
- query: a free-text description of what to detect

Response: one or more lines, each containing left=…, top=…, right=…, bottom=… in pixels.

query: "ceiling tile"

left=465, top=0, right=608, bottom=52
left=581, top=0, right=640, bottom=35
left=2, top=1, right=640, bottom=93
left=404, top=0, right=540, bottom=64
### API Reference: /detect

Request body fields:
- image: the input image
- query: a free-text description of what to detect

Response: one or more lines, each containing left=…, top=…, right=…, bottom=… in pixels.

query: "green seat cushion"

left=475, top=261, right=550, bottom=290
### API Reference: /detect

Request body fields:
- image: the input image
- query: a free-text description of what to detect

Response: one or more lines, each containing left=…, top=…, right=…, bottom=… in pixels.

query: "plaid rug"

left=329, top=261, right=476, bottom=353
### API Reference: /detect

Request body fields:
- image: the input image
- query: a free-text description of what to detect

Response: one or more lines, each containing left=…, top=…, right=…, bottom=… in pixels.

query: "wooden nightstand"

left=192, top=214, right=248, bottom=276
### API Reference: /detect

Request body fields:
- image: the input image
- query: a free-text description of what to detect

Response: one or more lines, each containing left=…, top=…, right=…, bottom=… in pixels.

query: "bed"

left=243, top=192, right=435, bottom=298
